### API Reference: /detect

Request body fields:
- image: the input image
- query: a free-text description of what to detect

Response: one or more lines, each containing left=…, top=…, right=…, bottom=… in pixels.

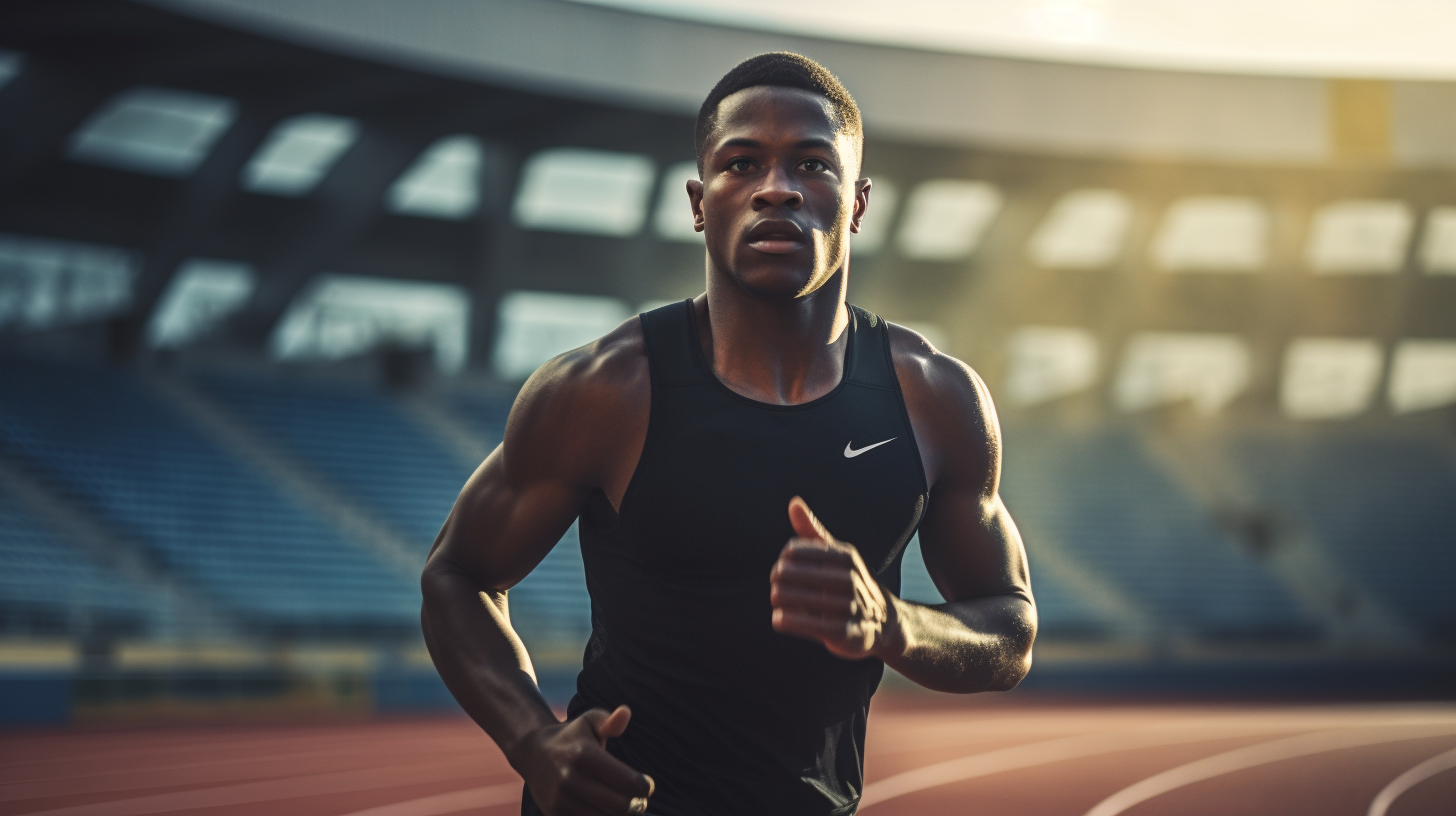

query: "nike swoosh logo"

left=844, top=438, right=896, bottom=458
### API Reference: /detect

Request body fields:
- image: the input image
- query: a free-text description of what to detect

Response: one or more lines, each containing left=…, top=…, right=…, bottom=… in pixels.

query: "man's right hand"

left=513, top=705, right=656, bottom=816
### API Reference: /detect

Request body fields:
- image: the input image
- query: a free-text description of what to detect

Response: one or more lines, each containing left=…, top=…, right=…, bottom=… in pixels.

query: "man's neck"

left=697, top=271, right=851, bottom=406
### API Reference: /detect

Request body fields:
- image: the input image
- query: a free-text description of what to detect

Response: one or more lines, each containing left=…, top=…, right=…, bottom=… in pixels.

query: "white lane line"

left=859, top=723, right=1301, bottom=809
left=1367, top=745, right=1456, bottom=816
left=865, top=709, right=1456, bottom=765
left=1083, top=726, right=1456, bottom=816
left=338, top=783, right=521, bottom=816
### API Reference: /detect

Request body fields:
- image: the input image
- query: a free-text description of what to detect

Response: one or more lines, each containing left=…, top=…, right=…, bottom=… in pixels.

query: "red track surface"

left=3, top=698, right=1454, bottom=815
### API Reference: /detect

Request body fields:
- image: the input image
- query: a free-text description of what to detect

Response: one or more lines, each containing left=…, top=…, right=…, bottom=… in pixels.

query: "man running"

left=421, top=52, right=1037, bottom=816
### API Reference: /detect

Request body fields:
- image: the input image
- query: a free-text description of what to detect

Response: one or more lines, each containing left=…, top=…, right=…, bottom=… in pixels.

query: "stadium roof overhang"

left=2, top=0, right=1454, bottom=408
left=578, top=0, right=1456, bottom=81
left=143, top=0, right=1456, bottom=166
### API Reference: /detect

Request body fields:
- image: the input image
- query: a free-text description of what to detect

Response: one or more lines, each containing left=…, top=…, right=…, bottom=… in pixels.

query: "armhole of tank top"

left=590, top=307, right=676, bottom=532
left=881, top=320, right=933, bottom=499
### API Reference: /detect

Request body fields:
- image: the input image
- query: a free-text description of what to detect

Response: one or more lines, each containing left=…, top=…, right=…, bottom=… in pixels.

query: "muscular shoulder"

left=886, top=322, right=1000, bottom=493
left=503, top=315, right=650, bottom=488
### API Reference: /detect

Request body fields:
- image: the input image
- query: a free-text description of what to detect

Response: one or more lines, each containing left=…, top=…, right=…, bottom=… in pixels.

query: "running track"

left=3, top=699, right=1454, bottom=815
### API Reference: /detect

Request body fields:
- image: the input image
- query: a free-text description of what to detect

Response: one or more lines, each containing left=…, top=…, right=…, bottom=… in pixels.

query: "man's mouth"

left=745, top=220, right=807, bottom=254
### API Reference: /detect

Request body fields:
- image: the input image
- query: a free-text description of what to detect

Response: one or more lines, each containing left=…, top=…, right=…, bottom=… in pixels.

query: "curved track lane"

left=2, top=702, right=1453, bottom=815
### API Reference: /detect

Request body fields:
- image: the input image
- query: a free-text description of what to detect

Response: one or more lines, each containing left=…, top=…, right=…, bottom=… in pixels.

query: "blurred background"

left=1, top=0, right=1454, bottom=727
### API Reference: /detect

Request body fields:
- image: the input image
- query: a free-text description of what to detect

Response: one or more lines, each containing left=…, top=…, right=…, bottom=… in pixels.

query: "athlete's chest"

left=612, top=383, right=926, bottom=579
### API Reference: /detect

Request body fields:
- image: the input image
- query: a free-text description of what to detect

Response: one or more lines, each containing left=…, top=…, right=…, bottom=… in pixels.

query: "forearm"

left=420, top=560, right=559, bottom=764
left=876, top=594, right=1036, bottom=693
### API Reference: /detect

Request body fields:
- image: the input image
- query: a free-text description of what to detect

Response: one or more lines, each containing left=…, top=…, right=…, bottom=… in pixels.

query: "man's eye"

left=801, top=159, right=828, bottom=172
left=728, top=158, right=753, bottom=172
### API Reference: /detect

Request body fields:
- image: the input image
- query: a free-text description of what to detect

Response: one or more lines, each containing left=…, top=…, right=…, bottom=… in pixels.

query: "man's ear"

left=687, top=178, right=705, bottom=232
left=849, top=178, right=871, bottom=234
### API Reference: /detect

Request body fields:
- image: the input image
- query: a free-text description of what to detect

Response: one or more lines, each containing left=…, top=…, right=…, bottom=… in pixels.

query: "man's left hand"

left=770, top=496, right=902, bottom=660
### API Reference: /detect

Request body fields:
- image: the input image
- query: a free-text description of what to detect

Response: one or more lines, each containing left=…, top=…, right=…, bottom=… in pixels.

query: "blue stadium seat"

left=195, top=371, right=592, bottom=646
left=1228, top=428, right=1456, bottom=644
left=1000, top=424, right=1317, bottom=640
left=0, top=484, right=167, bottom=637
left=193, top=372, right=472, bottom=553
left=0, top=355, right=419, bottom=636
left=900, top=533, right=1107, bottom=638
left=508, top=522, right=593, bottom=646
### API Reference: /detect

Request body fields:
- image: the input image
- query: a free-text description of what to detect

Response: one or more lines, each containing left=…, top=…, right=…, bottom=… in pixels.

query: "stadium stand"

left=8, top=346, right=1451, bottom=661
left=192, top=370, right=593, bottom=649
left=899, top=533, right=1112, bottom=639
left=191, top=371, right=471, bottom=551
left=1228, top=428, right=1456, bottom=645
left=0, top=483, right=166, bottom=639
left=0, top=355, right=419, bottom=637
left=1000, top=424, right=1321, bottom=642
left=508, top=523, right=593, bottom=648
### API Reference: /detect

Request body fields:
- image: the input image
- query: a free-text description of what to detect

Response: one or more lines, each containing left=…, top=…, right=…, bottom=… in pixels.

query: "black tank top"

left=567, top=300, right=928, bottom=816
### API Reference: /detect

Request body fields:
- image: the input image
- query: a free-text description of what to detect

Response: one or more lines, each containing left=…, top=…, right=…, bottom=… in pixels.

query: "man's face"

left=690, top=86, right=868, bottom=299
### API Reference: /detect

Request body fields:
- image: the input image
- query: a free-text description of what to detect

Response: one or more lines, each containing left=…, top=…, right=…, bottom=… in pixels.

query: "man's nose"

left=752, top=166, right=803, bottom=210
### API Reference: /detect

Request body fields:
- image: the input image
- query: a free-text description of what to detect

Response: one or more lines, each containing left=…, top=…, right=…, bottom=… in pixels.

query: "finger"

left=576, top=744, right=655, bottom=798
left=576, top=708, right=611, bottom=743
left=593, top=705, right=632, bottom=742
left=770, top=584, right=855, bottom=615
left=779, top=538, right=853, bottom=562
left=772, top=607, right=856, bottom=642
left=771, top=563, right=856, bottom=592
left=788, top=496, right=836, bottom=543
left=850, top=572, right=887, bottom=617
left=563, top=773, right=645, bottom=816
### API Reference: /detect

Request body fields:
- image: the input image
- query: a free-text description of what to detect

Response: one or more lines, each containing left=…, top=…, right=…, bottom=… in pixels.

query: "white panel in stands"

left=513, top=148, right=655, bottom=237
left=1028, top=189, right=1131, bottom=269
left=271, top=274, right=470, bottom=373
left=1004, top=326, right=1100, bottom=406
left=146, top=259, right=256, bottom=348
left=387, top=135, right=483, bottom=220
left=0, top=50, right=22, bottom=91
left=1150, top=196, right=1267, bottom=272
left=1420, top=207, right=1456, bottom=274
left=387, top=136, right=483, bottom=220
left=1305, top=199, right=1413, bottom=274
left=1114, top=332, right=1250, bottom=414
left=653, top=160, right=703, bottom=242
left=492, top=290, right=630, bottom=380
left=1279, top=337, right=1382, bottom=419
left=851, top=179, right=899, bottom=255
left=0, top=233, right=137, bottom=329
left=67, top=87, right=236, bottom=177
left=896, top=180, right=1002, bottom=261
left=1389, top=340, right=1456, bottom=413
left=242, top=114, right=359, bottom=196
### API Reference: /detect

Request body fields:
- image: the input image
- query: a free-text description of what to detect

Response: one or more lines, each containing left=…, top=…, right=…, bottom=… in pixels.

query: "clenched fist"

left=770, top=496, right=902, bottom=659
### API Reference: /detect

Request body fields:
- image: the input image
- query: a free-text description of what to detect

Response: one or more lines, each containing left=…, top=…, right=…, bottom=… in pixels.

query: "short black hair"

left=694, top=52, right=863, bottom=176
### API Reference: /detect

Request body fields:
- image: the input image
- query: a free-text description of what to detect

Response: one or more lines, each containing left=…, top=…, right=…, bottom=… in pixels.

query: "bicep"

left=427, top=445, right=584, bottom=592
left=427, top=340, right=645, bottom=590
left=916, top=485, right=1032, bottom=605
